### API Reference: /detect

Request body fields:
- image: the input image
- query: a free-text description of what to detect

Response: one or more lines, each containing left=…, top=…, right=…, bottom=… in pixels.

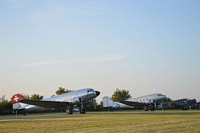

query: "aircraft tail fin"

left=11, top=94, right=25, bottom=110
left=103, top=96, right=114, bottom=107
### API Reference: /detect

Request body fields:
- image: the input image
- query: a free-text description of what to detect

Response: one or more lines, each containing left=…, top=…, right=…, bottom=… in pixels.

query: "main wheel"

left=67, top=108, right=73, bottom=114
left=144, top=106, right=149, bottom=111
left=80, top=109, right=85, bottom=114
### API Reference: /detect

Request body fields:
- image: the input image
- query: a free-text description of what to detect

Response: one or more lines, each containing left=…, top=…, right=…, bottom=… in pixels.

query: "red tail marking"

left=11, top=94, right=25, bottom=104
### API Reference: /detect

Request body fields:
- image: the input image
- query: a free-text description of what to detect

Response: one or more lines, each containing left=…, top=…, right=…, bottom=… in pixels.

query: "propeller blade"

left=92, top=99, right=96, bottom=109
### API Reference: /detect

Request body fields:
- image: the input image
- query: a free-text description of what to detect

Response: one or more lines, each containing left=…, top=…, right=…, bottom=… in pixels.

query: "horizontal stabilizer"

left=13, top=108, right=26, bottom=111
left=103, top=96, right=114, bottom=107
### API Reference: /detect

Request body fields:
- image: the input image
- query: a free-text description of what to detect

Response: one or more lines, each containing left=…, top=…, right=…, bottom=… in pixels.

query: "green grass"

left=0, top=110, right=200, bottom=133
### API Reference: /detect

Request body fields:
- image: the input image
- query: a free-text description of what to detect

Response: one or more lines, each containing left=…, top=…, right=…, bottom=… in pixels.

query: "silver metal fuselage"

left=18, top=88, right=99, bottom=111
left=103, top=93, right=166, bottom=109
left=126, top=93, right=166, bottom=104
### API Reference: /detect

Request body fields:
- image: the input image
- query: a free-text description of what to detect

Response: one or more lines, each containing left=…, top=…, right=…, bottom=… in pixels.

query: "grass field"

left=0, top=110, right=200, bottom=133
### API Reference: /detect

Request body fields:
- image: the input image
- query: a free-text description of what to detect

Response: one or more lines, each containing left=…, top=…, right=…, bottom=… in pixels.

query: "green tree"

left=20, top=93, right=30, bottom=100
left=56, top=87, right=73, bottom=95
left=0, top=100, right=12, bottom=115
left=30, top=94, right=43, bottom=100
left=162, top=97, right=172, bottom=102
left=112, top=89, right=131, bottom=102
left=99, top=101, right=103, bottom=106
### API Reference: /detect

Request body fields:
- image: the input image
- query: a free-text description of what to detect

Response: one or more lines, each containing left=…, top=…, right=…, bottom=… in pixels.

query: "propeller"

left=76, top=94, right=84, bottom=109
left=153, top=100, right=157, bottom=108
left=91, top=99, right=96, bottom=109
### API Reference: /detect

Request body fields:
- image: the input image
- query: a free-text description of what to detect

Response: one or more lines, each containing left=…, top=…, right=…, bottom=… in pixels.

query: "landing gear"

left=79, top=98, right=86, bottom=114
left=80, top=108, right=85, bottom=114
left=150, top=107, right=155, bottom=111
left=66, top=107, right=73, bottom=114
left=143, top=106, right=149, bottom=111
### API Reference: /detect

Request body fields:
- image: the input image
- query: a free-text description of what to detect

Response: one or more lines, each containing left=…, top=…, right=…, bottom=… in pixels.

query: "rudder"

left=11, top=94, right=25, bottom=110
left=103, top=96, right=114, bottom=107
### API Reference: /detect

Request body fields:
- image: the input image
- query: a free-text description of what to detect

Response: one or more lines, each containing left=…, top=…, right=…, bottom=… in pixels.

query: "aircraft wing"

left=119, top=101, right=147, bottom=107
left=13, top=108, right=26, bottom=111
left=20, top=100, right=73, bottom=108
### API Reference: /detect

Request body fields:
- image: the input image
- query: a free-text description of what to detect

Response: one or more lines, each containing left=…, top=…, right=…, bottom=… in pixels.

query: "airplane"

left=159, top=98, right=197, bottom=110
left=12, top=88, right=100, bottom=115
left=119, top=93, right=166, bottom=111
left=103, top=96, right=133, bottom=111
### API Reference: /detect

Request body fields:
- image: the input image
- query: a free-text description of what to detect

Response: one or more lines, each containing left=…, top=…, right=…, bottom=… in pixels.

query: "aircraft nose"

left=95, top=91, right=100, bottom=96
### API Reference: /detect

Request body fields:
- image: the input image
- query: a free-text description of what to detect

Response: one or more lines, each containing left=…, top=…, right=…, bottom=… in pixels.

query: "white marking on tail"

left=14, top=95, right=19, bottom=102
left=11, top=94, right=25, bottom=110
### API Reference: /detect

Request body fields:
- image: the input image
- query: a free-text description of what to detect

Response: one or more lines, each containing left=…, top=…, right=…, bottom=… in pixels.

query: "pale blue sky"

left=0, top=0, right=200, bottom=102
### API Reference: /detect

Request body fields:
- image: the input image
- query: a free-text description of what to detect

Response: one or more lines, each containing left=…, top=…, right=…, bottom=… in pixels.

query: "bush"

left=0, top=101, right=12, bottom=115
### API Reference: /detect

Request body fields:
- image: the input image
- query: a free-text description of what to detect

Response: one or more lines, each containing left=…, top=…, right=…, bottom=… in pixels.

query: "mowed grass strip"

left=0, top=110, right=200, bottom=133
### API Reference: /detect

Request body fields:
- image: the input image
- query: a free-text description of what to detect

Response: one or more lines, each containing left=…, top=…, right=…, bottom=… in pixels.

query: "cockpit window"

left=87, top=89, right=94, bottom=92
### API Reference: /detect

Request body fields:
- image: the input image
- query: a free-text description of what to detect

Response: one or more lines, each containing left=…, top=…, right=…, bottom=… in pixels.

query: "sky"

left=0, top=0, right=200, bottom=103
